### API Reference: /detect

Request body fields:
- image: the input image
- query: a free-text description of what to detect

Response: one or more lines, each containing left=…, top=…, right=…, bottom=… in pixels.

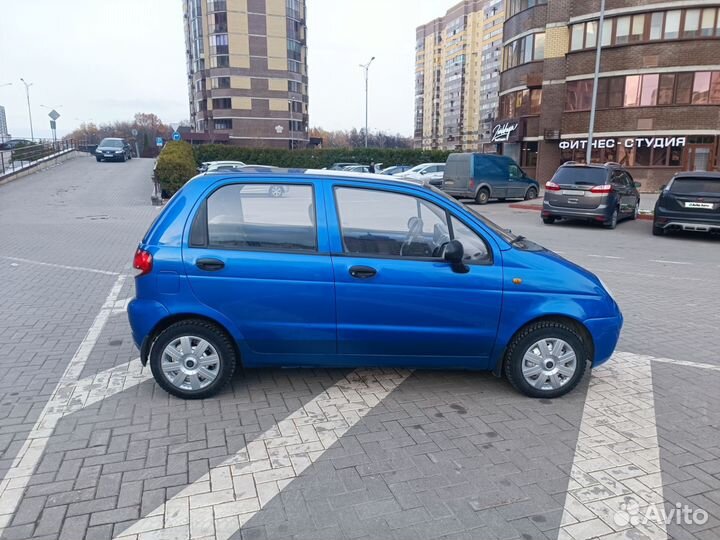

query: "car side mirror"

left=443, top=240, right=469, bottom=274
left=660, top=184, right=666, bottom=190
left=634, top=181, right=641, bottom=188
left=420, top=170, right=427, bottom=175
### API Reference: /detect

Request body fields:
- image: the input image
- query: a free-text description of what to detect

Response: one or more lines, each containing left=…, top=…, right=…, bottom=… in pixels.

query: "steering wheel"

left=400, top=217, right=424, bottom=256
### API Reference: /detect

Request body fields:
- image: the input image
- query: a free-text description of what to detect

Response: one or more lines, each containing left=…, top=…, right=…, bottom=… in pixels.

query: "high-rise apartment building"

left=414, top=0, right=504, bottom=151
left=183, top=0, right=309, bottom=148
left=0, top=106, right=8, bottom=141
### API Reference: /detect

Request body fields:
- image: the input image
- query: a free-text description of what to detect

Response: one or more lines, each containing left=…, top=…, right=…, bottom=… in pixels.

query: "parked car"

left=542, top=162, right=641, bottom=229
left=395, top=163, right=445, bottom=184
left=653, top=172, right=720, bottom=236
left=128, top=168, right=622, bottom=400
left=441, top=153, right=539, bottom=204
left=199, top=160, right=246, bottom=172
left=328, top=162, right=361, bottom=171
left=95, top=138, right=132, bottom=162
left=0, top=139, right=33, bottom=150
left=204, top=164, right=288, bottom=197
left=345, top=165, right=372, bottom=173
left=381, top=165, right=412, bottom=176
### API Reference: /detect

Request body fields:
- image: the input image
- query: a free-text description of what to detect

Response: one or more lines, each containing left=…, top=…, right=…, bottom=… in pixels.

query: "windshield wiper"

left=510, top=235, right=526, bottom=245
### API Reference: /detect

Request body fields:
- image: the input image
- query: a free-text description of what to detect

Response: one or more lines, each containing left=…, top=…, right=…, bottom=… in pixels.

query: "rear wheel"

left=604, top=208, right=618, bottom=229
left=542, top=216, right=555, bottom=224
left=475, top=187, right=490, bottom=205
left=652, top=223, right=665, bottom=236
left=268, top=185, right=285, bottom=198
left=149, top=320, right=237, bottom=399
left=525, top=187, right=538, bottom=200
left=504, top=321, right=588, bottom=398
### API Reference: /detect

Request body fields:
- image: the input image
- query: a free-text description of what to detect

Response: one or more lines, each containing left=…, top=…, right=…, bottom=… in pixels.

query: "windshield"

left=407, top=164, right=427, bottom=173
left=99, top=139, right=123, bottom=148
left=552, top=167, right=607, bottom=186
left=670, top=177, right=720, bottom=195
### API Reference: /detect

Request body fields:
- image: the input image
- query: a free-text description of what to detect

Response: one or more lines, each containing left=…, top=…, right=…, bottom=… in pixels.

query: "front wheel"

left=504, top=321, right=588, bottom=398
left=475, top=187, right=490, bottom=205
left=631, top=199, right=639, bottom=220
left=149, top=320, right=237, bottom=399
left=525, top=187, right=538, bottom=200
left=96, top=156, right=102, bottom=162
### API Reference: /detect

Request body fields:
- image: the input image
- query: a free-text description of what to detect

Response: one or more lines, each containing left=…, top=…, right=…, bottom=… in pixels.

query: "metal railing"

left=0, top=138, right=80, bottom=177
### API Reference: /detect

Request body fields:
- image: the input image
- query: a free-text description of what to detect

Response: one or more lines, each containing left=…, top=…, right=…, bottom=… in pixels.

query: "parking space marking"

left=115, top=368, right=412, bottom=539
left=648, top=259, right=692, bottom=265
left=0, top=274, right=127, bottom=534
left=0, top=255, right=121, bottom=276
left=588, top=254, right=624, bottom=259
left=559, top=352, right=667, bottom=540
left=652, top=357, right=720, bottom=372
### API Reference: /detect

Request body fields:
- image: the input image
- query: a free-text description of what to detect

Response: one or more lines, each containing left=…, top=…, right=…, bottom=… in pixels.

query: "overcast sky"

left=0, top=0, right=457, bottom=139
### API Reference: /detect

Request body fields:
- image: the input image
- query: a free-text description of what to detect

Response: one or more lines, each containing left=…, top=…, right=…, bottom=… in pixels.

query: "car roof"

left=559, top=162, right=620, bottom=169
left=199, top=167, right=423, bottom=187
left=673, top=171, right=720, bottom=179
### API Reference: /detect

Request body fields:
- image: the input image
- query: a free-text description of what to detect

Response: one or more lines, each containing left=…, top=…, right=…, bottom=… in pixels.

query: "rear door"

left=324, top=181, right=503, bottom=367
left=614, top=171, right=635, bottom=215
left=183, top=179, right=336, bottom=357
left=480, top=157, right=509, bottom=198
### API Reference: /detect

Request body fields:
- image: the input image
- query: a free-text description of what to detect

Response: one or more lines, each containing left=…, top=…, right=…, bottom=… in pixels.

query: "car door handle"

left=196, top=258, right=225, bottom=271
left=349, top=265, right=377, bottom=279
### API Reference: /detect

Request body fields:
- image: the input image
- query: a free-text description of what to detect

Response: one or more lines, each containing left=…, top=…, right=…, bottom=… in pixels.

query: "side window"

left=508, top=164, right=522, bottom=178
left=450, top=216, right=490, bottom=262
left=205, top=184, right=316, bottom=251
left=335, top=187, right=449, bottom=258
left=622, top=172, right=634, bottom=187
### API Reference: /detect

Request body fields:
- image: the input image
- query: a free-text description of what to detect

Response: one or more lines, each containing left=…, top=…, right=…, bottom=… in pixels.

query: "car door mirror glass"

left=634, top=181, right=642, bottom=188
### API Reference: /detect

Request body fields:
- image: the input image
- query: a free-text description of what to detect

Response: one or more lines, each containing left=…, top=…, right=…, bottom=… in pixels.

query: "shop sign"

left=491, top=119, right=522, bottom=143
left=558, top=137, right=687, bottom=150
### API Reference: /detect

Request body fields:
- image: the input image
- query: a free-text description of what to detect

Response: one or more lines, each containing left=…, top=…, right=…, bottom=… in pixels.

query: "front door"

left=684, top=145, right=714, bottom=171
left=507, top=164, right=529, bottom=198
left=183, top=181, right=336, bottom=357
left=325, top=183, right=503, bottom=367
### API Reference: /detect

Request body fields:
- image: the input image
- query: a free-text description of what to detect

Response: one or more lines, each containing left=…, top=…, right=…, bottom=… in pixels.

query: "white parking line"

left=0, top=275, right=127, bottom=533
left=0, top=255, right=120, bottom=276
left=648, top=259, right=692, bottom=265
left=588, top=254, right=624, bottom=260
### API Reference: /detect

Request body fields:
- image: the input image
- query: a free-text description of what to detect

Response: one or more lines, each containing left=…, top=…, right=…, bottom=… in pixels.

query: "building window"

left=210, top=55, right=229, bottom=68
left=206, top=0, right=226, bottom=12
left=213, top=119, right=232, bottom=130
left=211, top=77, right=231, bottom=89
left=502, top=32, right=544, bottom=70
left=210, top=34, right=228, bottom=54
left=499, top=88, right=542, bottom=117
left=520, top=142, right=538, bottom=167
left=565, top=71, right=720, bottom=111
left=288, top=80, right=302, bottom=93
left=507, top=0, right=548, bottom=18
left=212, top=98, right=231, bottom=109
left=209, top=12, right=227, bottom=33
left=569, top=7, right=720, bottom=51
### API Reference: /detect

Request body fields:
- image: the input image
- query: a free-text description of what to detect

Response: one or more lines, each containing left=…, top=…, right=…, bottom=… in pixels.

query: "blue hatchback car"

left=128, top=169, right=622, bottom=400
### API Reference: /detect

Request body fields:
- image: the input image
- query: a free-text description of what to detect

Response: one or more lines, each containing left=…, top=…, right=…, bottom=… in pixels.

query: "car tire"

left=542, top=216, right=555, bottom=224
left=268, top=185, right=284, bottom=198
left=475, top=187, right=490, bottom=205
left=149, top=319, right=237, bottom=400
left=604, top=208, right=618, bottom=229
left=525, top=187, right=538, bottom=200
left=504, top=320, right=588, bottom=399
left=96, top=157, right=102, bottom=162
left=631, top=199, right=639, bottom=220
left=652, top=223, right=665, bottom=236
left=121, top=154, right=127, bottom=162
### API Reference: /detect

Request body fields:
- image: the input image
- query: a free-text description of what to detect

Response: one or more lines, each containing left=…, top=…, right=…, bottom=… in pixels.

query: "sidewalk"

left=510, top=189, right=659, bottom=216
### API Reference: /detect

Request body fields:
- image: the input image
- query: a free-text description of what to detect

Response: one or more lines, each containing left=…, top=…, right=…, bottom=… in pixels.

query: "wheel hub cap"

left=521, top=338, right=577, bottom=391
left=161, top=335, right=220, bottom=391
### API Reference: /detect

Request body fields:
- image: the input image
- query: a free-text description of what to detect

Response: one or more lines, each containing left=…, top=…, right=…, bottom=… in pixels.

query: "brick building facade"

left=496, top=0, right=720, bottom=189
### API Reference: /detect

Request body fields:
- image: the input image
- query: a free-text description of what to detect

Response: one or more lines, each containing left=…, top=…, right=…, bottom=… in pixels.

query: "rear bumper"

left=542, top=199, right=611, bottom=220
left=127, top=298, right=169, bottom=363
left=584, top=308, right=624, bottom=367
left=654, top=210, right=720, bottom=232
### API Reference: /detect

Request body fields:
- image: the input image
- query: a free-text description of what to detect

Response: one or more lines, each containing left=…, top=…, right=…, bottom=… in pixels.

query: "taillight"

left=590, top=184, right=613, bottom=194
left=133, top=248, right=153, bottom=276
left=469, top=179, right=475, bottom=190
left=545, top=181, right=561, bottom=191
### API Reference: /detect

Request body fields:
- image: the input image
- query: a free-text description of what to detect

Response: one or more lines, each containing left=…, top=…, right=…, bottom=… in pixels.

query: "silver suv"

left=542, top=162, right=641, bottom=229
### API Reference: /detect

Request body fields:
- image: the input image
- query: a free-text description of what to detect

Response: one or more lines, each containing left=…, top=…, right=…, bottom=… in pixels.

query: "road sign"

left=156, top=137, right=163, bottom=147
left=49, top=120, right=56, bottom=130
left=131, top=128, right=138, bottom=136
left=172, top=132, right=181, bottom=141
left=48, top=109, right=60, bottom=121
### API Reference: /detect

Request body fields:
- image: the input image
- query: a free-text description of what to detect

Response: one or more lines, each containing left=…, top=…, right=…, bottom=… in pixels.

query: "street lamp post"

left=20, top=78, right=34, bottom=141
left=586, top=0, right=606, bottom=164
left=360, top=57, right=375, bottom=148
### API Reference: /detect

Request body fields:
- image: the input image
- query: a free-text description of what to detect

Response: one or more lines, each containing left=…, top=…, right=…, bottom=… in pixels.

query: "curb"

left=508, top=202, right=655, bottom=220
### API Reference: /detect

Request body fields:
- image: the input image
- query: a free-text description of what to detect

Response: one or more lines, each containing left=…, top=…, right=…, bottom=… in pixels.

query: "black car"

left=653, top=172, right=720, bottom=236
left=0, top=139, right=33, bottom=150
left=95, top=138, right=132, bottom=162
left=543, top=162, right=641, bottom=229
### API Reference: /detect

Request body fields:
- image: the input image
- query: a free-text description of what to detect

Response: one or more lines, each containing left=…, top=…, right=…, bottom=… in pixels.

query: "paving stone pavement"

left=0, top=160, right=719, bottom=539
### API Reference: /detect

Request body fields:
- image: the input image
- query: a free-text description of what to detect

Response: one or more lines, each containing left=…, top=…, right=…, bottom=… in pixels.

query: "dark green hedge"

left=155, top=141, right=197, bottom=195
left=193, top=145, right=452, bottom=169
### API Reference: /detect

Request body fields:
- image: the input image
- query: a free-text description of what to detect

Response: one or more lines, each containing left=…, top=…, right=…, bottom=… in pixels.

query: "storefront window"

left=635, top=145, right=652, bottom=166
left=521, top=142, right=538, bottom=167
